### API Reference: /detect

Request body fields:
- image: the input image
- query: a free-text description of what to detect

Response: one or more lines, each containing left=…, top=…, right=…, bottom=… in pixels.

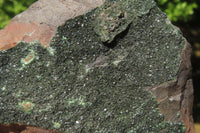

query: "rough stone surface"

left=94, top=0, right=155, bottom=43
left=0, top=0, right=105, bottom=50
left=0, top=0, right=194, bottom=133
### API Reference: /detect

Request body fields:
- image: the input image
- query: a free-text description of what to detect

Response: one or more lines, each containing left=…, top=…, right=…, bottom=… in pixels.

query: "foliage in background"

left=0, top=0, right=37, bottom=29
left=157, top=0, right=198, bottom=22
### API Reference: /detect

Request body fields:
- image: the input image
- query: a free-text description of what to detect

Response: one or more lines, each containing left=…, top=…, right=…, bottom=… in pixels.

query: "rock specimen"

left=0, top=0, right=194, bottom=132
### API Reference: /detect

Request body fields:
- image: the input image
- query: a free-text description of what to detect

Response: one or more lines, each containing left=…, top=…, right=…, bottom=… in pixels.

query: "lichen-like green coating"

left=94, top=0, right=155, bottom=43
left=0, top=0, right=185, bottom=132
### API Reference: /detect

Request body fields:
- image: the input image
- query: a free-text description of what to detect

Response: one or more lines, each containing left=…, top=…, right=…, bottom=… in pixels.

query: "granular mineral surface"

left=0, top=0, right=186, bottom=132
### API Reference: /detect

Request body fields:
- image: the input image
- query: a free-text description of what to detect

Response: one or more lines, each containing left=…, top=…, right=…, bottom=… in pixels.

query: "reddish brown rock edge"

left=0, top=123, right=59, bottom=133
left=149, top=40, right=195, bottom=133
left=0, top=0, right=105, bottom=50
left=0, top=21, right=54, bottom=50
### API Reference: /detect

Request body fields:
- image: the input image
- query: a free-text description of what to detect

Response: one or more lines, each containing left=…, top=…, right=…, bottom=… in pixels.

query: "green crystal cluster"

left=0, top=0, right=186, bottom=132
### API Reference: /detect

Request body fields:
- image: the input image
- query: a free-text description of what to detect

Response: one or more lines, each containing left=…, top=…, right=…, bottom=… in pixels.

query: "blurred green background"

left=157, top=0, right=198, bottom=22
left=0, top=0, right=37, bottom=29
left=0, top=0, right=200, bottom=131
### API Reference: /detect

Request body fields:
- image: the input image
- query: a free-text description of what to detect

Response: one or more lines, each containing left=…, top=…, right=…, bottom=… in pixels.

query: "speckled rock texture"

left=0, top=0, right=194, bottom=133
left=0, top=0, right=105, bottom=50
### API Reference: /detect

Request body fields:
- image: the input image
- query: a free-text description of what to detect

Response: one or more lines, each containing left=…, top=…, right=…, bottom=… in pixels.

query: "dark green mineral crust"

left=94, top=0, right=155, bottom=43
left=0, top=0, right=186, bottom=132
